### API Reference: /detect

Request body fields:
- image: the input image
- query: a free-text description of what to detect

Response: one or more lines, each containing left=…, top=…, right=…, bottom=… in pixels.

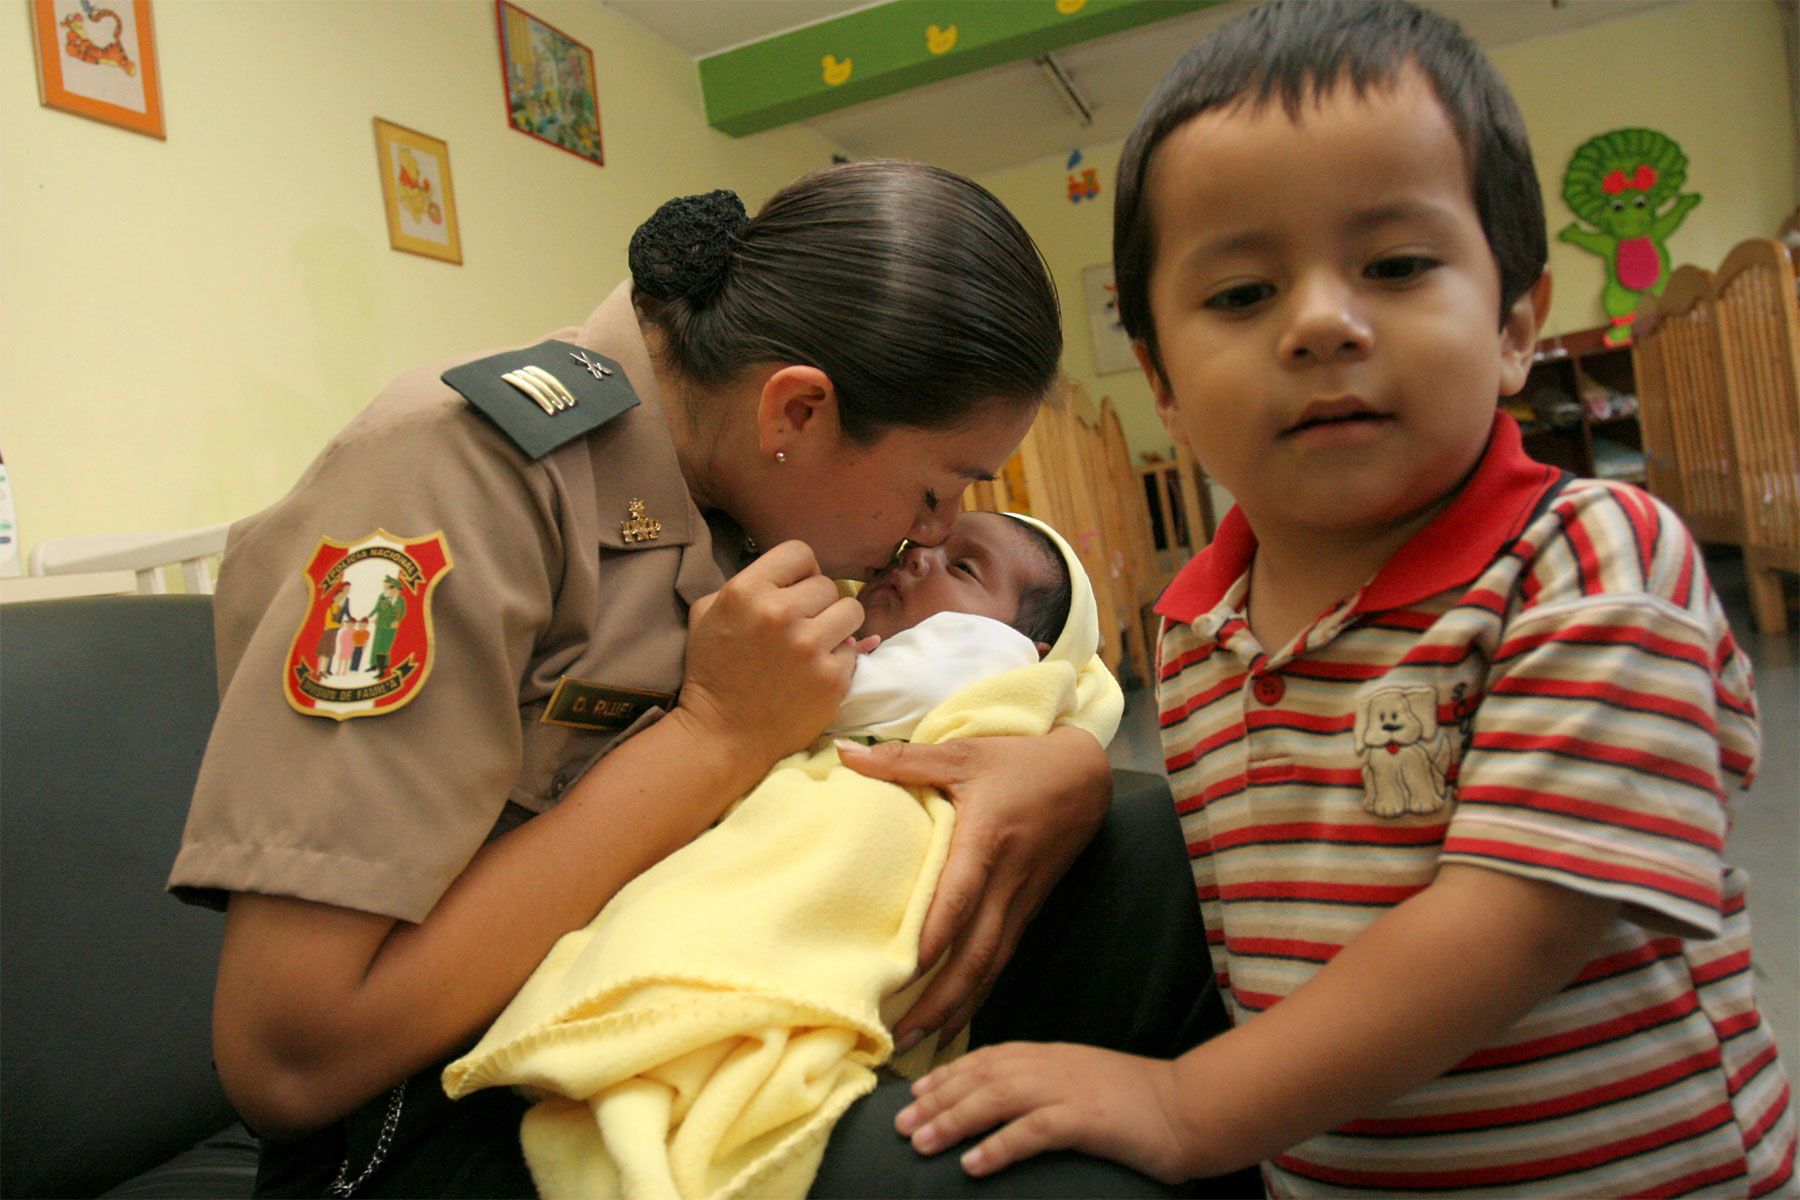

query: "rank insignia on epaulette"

left=442, top=339, right=638, bottom=460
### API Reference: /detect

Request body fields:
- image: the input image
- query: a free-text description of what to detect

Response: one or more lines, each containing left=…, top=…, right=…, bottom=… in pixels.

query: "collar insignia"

left=621, top=498, right=662, bottom=544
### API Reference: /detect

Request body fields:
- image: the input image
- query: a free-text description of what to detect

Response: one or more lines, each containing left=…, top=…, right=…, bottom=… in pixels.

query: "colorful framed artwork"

left=372, top=118, right=462, bottom=265
left=495, top=0, right=603, bottom=167
left=1083, top=263, right=1139, bottom=376
left=28, top=0, right=164, bottom=139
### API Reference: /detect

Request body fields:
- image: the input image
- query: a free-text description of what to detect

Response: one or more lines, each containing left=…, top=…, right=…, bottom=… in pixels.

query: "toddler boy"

left=892, top=3, right=1795, bottom=1195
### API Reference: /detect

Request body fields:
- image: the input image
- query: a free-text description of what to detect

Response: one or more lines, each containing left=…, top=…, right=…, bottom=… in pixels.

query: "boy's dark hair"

left=1113, top=0, right=1545, bottom=378
left=633, top=160, right=1063, bottom=444
left=1003, top=516, right=1072, bottom=649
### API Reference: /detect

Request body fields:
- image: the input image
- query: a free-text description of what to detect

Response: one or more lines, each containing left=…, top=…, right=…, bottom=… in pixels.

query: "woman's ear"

left=1034, top=640, right=1053, bottom=659
left=756, top=365, right=838, bottom=459
left=1497, top=272, right=1552, bottom=398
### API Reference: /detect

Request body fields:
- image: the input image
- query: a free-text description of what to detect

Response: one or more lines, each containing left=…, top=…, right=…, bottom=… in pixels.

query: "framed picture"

left=28, top=0, right=164, bottom=139
left=372, top=118, right=462, bottom=265
left=1083, top=263, right=1139, bottom=376
left=495, top=0, right=603, bottom=166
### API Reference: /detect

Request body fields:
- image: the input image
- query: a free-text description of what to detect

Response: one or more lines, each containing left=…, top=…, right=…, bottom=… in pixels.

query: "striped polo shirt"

left=1156, top=414, right=1795, bottom=1197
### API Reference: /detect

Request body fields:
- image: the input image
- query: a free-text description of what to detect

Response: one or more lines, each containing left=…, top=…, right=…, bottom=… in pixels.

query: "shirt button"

left=1251, top=673, right=1286, bottom=705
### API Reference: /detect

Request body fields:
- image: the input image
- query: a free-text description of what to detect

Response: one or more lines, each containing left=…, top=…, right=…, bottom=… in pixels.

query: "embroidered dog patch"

left=1354, top=685, right=1453, bottom=817
left=284, top=530, right=453, bottom=721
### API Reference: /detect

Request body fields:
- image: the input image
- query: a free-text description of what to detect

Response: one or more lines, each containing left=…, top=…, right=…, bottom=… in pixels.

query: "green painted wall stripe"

left=699, top=0, right=1217, bottom=138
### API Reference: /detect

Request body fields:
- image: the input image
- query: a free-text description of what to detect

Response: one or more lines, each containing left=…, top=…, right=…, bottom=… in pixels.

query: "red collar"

left=1155, top=413, right=1562, bottom=626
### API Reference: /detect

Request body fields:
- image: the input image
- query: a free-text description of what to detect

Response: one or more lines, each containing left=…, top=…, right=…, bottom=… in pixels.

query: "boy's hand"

left=895, top=1043, right=1194, bottom=1183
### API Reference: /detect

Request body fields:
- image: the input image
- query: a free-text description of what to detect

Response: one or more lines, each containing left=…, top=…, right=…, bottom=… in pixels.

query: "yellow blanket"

left=443, top=515, right=1121, bottom=1200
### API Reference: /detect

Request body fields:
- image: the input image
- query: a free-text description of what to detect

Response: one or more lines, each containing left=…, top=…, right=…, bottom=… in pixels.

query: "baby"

left=445, top=511, right=1116, bottom=1200
left=830, top=509, right=1073, bottom=740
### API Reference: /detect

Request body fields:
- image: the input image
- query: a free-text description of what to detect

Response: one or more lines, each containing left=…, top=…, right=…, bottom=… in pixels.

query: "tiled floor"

left=1107, top=549, right=1799, bottom=1067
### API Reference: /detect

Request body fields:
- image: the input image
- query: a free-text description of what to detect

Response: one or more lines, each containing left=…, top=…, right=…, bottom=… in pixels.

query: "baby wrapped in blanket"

left=443, top=513, right=1122, bottom=1200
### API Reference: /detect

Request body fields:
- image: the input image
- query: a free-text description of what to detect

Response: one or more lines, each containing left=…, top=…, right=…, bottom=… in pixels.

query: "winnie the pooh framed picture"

left=372, top=117, right=462, bottom=265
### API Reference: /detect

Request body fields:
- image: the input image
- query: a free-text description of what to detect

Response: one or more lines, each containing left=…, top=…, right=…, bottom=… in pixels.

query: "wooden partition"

left=1101, top=400, right=1171, bottom=661
left=1713, top=238, right=1800, bottom=633
left=1136, top=451, right=1215, bottom=576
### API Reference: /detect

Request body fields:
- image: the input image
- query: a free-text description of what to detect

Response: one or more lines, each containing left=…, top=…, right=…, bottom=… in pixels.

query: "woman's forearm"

left=213, top=708, right=767, bottom=1139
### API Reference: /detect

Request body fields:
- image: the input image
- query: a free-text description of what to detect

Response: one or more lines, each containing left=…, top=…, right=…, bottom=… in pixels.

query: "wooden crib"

left=1713, top=239, right=1800, bottom=634
left=1633, top=238, right=1800, bottom=632
left=1634, top=266, right=1745, bottom=547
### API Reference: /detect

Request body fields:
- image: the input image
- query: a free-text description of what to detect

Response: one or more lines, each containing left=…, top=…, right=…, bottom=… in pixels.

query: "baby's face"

left=855, top=511, right=1048, bottom=643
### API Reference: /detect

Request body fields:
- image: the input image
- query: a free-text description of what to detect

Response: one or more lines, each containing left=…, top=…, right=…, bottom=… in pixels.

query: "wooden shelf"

left=1519, top=324, right=1640, bottom=479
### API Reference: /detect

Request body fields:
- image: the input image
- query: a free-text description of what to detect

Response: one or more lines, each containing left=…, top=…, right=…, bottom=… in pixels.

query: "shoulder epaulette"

left=442, top=339, right=639, bottom=460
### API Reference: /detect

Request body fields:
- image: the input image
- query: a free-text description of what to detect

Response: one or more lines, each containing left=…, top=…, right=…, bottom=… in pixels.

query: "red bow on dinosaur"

left=1602, top=164, right=1658, bottom=195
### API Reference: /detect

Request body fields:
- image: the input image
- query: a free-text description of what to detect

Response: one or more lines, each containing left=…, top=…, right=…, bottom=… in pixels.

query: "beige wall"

left=1493, top=0, right=1797, bottom=337
left=0, top=0, right=837, bottom=552
left=979, top=0, right=1798, bottom=462
left=3, top=0, right=1793, bottom=552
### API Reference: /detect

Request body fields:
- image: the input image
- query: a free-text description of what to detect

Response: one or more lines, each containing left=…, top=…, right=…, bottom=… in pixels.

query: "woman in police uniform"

left=170, top=162, right=1217, bottom=1197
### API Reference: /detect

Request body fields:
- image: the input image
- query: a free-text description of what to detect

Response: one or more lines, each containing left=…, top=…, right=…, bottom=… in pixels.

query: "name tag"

left=539, top=678, right=675, bottom=731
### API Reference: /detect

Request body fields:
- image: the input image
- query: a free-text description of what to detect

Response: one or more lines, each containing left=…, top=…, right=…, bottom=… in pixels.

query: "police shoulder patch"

left=284, top=530, right=453, bottom=720
left=442, top=339, right=639, bottom=460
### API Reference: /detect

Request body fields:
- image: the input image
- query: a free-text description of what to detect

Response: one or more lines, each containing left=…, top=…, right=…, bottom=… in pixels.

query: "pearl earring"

left=775, top=451, right=787, bottom=464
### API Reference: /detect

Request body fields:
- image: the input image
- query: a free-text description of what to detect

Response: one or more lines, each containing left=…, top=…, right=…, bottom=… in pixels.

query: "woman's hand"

left=678, top=540, right=863, bottom=769
left=895, top=1042, right=1194, bottom=1183
left=836, top=725, right=1111, bottom=1047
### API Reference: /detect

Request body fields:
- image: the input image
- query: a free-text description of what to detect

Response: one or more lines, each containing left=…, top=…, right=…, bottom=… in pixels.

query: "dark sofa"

left=1, top=593, right=1243, bottom=1199
left=1, top=594, right=256, bottom=1197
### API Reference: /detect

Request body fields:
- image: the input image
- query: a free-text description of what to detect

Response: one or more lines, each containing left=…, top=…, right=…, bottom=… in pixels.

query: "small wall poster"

left=496, top=0, right=603, bottom=166
left=28, top=0, right=164, bottom=138
left=1083, top=263, right=1137, bottom=377
left=373, top=118, right=462, bottom=265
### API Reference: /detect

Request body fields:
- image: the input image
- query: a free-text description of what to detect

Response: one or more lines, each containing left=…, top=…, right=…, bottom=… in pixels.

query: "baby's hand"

left=895, top=1042, right=1196, bottom=1184
left=849, top=633, right=881, bottom=654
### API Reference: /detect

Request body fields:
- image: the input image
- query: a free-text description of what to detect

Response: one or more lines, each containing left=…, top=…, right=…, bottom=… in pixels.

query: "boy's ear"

left=1497, top=272, right=1553, bottom=398
left=1135, top=340, right=1189, bottom=450
left=1034, top=640, right=1053, bottom=659
left=756, top=365, right=838, bottom=459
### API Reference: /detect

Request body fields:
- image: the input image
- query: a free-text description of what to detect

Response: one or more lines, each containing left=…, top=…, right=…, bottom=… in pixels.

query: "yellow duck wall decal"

left=821, top=54, right=852, bottom=85
left=925, top=24, right=957, bottom=54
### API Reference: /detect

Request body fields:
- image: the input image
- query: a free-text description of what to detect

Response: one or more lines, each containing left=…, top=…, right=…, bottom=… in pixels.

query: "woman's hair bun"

left=628, top=189, right=749, bottom=305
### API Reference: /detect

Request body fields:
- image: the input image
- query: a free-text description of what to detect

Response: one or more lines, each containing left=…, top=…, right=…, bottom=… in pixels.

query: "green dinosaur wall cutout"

left=1558, top=127, right=1702, bottom=348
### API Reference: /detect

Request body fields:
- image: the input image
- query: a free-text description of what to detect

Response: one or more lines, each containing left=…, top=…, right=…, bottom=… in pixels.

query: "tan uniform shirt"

left=170, top=282, right=743, bottom=923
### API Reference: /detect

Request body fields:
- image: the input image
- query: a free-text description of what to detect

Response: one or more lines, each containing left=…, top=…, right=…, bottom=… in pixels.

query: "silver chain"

left=326, top=1082, right=406, bottom=1198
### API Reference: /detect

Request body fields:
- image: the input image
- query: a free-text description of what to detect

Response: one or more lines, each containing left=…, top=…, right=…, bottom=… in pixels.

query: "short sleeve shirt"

left=1155, top=414, right=1795, bottom=1197
left=170, top=283, right=744, bottom=923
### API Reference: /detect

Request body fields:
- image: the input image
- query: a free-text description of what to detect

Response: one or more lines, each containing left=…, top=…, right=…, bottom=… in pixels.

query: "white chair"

left=27, top=523, right=231, bottom=595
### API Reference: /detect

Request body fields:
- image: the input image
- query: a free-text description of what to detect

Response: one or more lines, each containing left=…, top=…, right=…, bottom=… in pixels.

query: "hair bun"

left=628, top=189, right=748, bottom=305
